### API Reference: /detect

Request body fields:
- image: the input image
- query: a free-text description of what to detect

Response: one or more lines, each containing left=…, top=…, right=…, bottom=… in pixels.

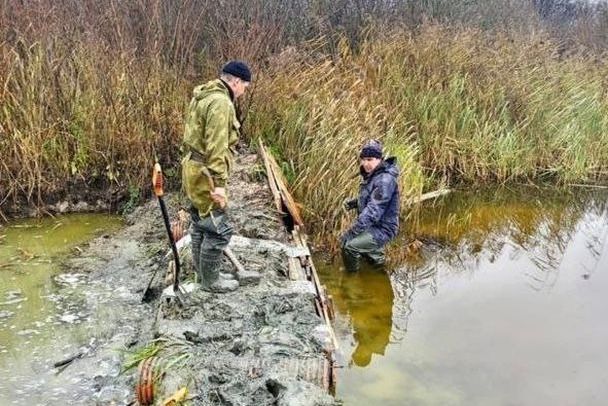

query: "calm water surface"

left=0, top=214, right=122, bottom=403
left=317, top=187, right=608, bottom=406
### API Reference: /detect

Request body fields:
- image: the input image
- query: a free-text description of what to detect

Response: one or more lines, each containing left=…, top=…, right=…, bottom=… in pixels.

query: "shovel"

left=199, top=167, right=259, bottom=284
left=152, top=163, right=187, bottom=305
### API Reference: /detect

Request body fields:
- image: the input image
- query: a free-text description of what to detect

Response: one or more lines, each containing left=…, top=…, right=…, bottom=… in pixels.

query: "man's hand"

left=343, top=197, right=358, bottom=211
left=210, top=187, right=227, bottom=208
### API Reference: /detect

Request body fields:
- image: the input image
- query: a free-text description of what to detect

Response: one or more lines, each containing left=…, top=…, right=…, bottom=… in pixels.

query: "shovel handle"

left=152, top=163, right=181, bottom=293
left=152, top=163, right=164, bottom=197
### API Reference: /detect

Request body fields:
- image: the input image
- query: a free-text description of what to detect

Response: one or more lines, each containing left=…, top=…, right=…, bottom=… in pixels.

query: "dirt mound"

left=48, top=152, right=338, bottom=405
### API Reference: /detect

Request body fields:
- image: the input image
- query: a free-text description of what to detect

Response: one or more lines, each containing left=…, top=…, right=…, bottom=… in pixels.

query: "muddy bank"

left=0, top=180, right=128, bottom=220
left=27, top=152, right=338, bottom=405
left=152, top=234, right=335, bottom=405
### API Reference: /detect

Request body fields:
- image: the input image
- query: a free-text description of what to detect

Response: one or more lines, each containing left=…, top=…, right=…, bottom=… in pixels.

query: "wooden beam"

left=258, top=139, right=283, bottom=213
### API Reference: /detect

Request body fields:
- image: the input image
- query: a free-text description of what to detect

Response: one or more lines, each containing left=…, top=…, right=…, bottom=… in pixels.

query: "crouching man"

left=341, top=139, right=400, bottom=271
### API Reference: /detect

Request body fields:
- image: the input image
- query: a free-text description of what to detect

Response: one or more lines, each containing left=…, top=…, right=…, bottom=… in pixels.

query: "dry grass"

left=251, top=25, right=608, bottom=242
left=0, top=38, right=186, bottom=212
left=1, top=0, right=608, bottom=228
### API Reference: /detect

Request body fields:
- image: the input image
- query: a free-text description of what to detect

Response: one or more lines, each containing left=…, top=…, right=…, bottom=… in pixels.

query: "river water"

left=2, top=188, right=607, bottom=406
left=318, top=187, right=608, bottom=406
left=0, top=214, right=122, bottom=405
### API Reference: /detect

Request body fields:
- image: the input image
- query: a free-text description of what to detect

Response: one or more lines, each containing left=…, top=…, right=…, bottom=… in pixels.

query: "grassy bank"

left=1, top=1, right=608, bottom=241
left=0, top=39, right=187, bottom=215
left=251, top=25, right=608, bottom=241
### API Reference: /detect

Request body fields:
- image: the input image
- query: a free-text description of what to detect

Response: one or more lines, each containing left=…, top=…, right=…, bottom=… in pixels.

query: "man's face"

left=360, top=157, right=382, bottom=174
left=233, top=78, right=250, bottom=99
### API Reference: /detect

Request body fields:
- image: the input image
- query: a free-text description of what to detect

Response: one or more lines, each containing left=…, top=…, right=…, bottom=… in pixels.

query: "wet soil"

left=1, top=181, right=118, bottom=219
left=33, top=153, right=338, bottom=405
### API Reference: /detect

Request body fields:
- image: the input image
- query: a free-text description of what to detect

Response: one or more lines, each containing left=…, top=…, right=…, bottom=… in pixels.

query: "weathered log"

left=569, top=183, right=608, bottom=189
left=405, top=189, right=451, bottom=205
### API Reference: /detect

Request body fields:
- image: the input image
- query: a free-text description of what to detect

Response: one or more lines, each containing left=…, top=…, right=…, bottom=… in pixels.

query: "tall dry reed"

left=0, top=38, right=187, bottom=213
left=251, top=25, right=608, bottom=242
left=2, top=0, right=608, bottom=224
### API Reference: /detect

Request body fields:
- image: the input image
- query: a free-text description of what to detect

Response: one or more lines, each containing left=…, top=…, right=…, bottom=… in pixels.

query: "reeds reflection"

left=319, top=187, right=608, bottom=405
left=394, top=187, right=608, bottom=290
left=388, top=186, right=608, bottom=342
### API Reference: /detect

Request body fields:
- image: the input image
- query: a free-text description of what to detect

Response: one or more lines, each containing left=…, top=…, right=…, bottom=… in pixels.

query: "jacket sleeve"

left=348, top=174, right=397, bottom=236
left=204, top=99, right=232, bottom=187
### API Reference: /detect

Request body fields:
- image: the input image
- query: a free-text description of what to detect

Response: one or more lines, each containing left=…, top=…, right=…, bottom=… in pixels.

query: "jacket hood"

left=360, top=156, right=399, bottom=179
left=192, top=79, right=231, bottom=101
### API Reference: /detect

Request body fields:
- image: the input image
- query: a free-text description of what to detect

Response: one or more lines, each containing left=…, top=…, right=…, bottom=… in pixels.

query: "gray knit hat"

left=359, top=139, right=383, bottom=159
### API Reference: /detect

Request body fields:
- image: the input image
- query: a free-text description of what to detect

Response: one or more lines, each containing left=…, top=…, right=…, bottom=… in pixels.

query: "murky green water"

left=318, top=187, right=608, bottom=406
left=0, top=214, right=122, bottom=397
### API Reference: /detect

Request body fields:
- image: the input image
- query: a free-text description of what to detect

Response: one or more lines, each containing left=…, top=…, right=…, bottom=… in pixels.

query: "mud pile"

left=148, top=153, right=336, bottom=405
left=153, top=236, right=335, bottom=405
left=49, top=152, right=337, bottom=405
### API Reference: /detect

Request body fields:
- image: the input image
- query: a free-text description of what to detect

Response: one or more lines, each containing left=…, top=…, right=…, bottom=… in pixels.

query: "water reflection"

left=317, top=264, right=395, bottom=368
left=346, top=268, right=393, bottom=367
left=397, top=187, right=608, bottom=290
left=319, top=187, right=608, bottom=406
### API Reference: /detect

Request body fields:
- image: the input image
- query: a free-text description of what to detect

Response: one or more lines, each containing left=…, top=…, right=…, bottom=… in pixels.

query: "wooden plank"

left=314, top=297, right=323, bottom=317
left=258, top=139, right=283, bottom=213
left=260, top=140, right=305, bottom=226
left=308, top=255, right=324, bottom=301
left=258, top=141, right=338, bottom=350
left=319, top=294, right=339, bottom=350
left=288, top=257, right=305, bottom=280
left=292, top=228, right=303, bottom=247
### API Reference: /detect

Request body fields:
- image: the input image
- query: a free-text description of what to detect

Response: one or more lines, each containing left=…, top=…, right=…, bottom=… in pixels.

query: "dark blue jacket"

left=348, top=157, right=400, bottom=246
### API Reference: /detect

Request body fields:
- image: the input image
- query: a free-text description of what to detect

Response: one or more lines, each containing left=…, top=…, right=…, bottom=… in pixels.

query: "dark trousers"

left=341, top=231, right=385, bottom=272
left=190, top=208, right=233, bottom=280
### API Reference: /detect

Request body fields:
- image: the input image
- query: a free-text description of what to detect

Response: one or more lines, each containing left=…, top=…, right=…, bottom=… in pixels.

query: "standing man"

left=181, top=61, right=251, bottom=292
left=341, top=139, right=400, bottom=272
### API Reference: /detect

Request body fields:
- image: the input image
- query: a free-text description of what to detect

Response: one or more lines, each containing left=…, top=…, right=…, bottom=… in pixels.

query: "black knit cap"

left=359, top=139, right=383, bottom=159
left=222, top=60, right=252, bottom=82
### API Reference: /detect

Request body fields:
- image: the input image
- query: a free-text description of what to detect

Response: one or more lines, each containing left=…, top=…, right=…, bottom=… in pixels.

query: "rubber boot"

left=341, top=248, right=360, bottom=272
left=365, top=249, right=386, bottom=270
left=371, top=261, right=386, bottom=272
left=219, top=260, right=236, bottom=280
left=200, top=259, right=238, bottom=293
left=191, top=227, right=203, bottom=275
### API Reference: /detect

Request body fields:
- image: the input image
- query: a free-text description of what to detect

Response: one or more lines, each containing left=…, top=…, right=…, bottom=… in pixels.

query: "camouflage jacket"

left=181, top=79, right=240, bottom=217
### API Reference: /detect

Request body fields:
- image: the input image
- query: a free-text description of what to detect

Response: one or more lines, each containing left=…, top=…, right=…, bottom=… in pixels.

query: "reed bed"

left=250, top=44, right=424, bottom=240
left=1, top=0, right=608, bottom=244
left=0, top=38, right=187, bottom=213
left=251, top=25, right=608, bottom=241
